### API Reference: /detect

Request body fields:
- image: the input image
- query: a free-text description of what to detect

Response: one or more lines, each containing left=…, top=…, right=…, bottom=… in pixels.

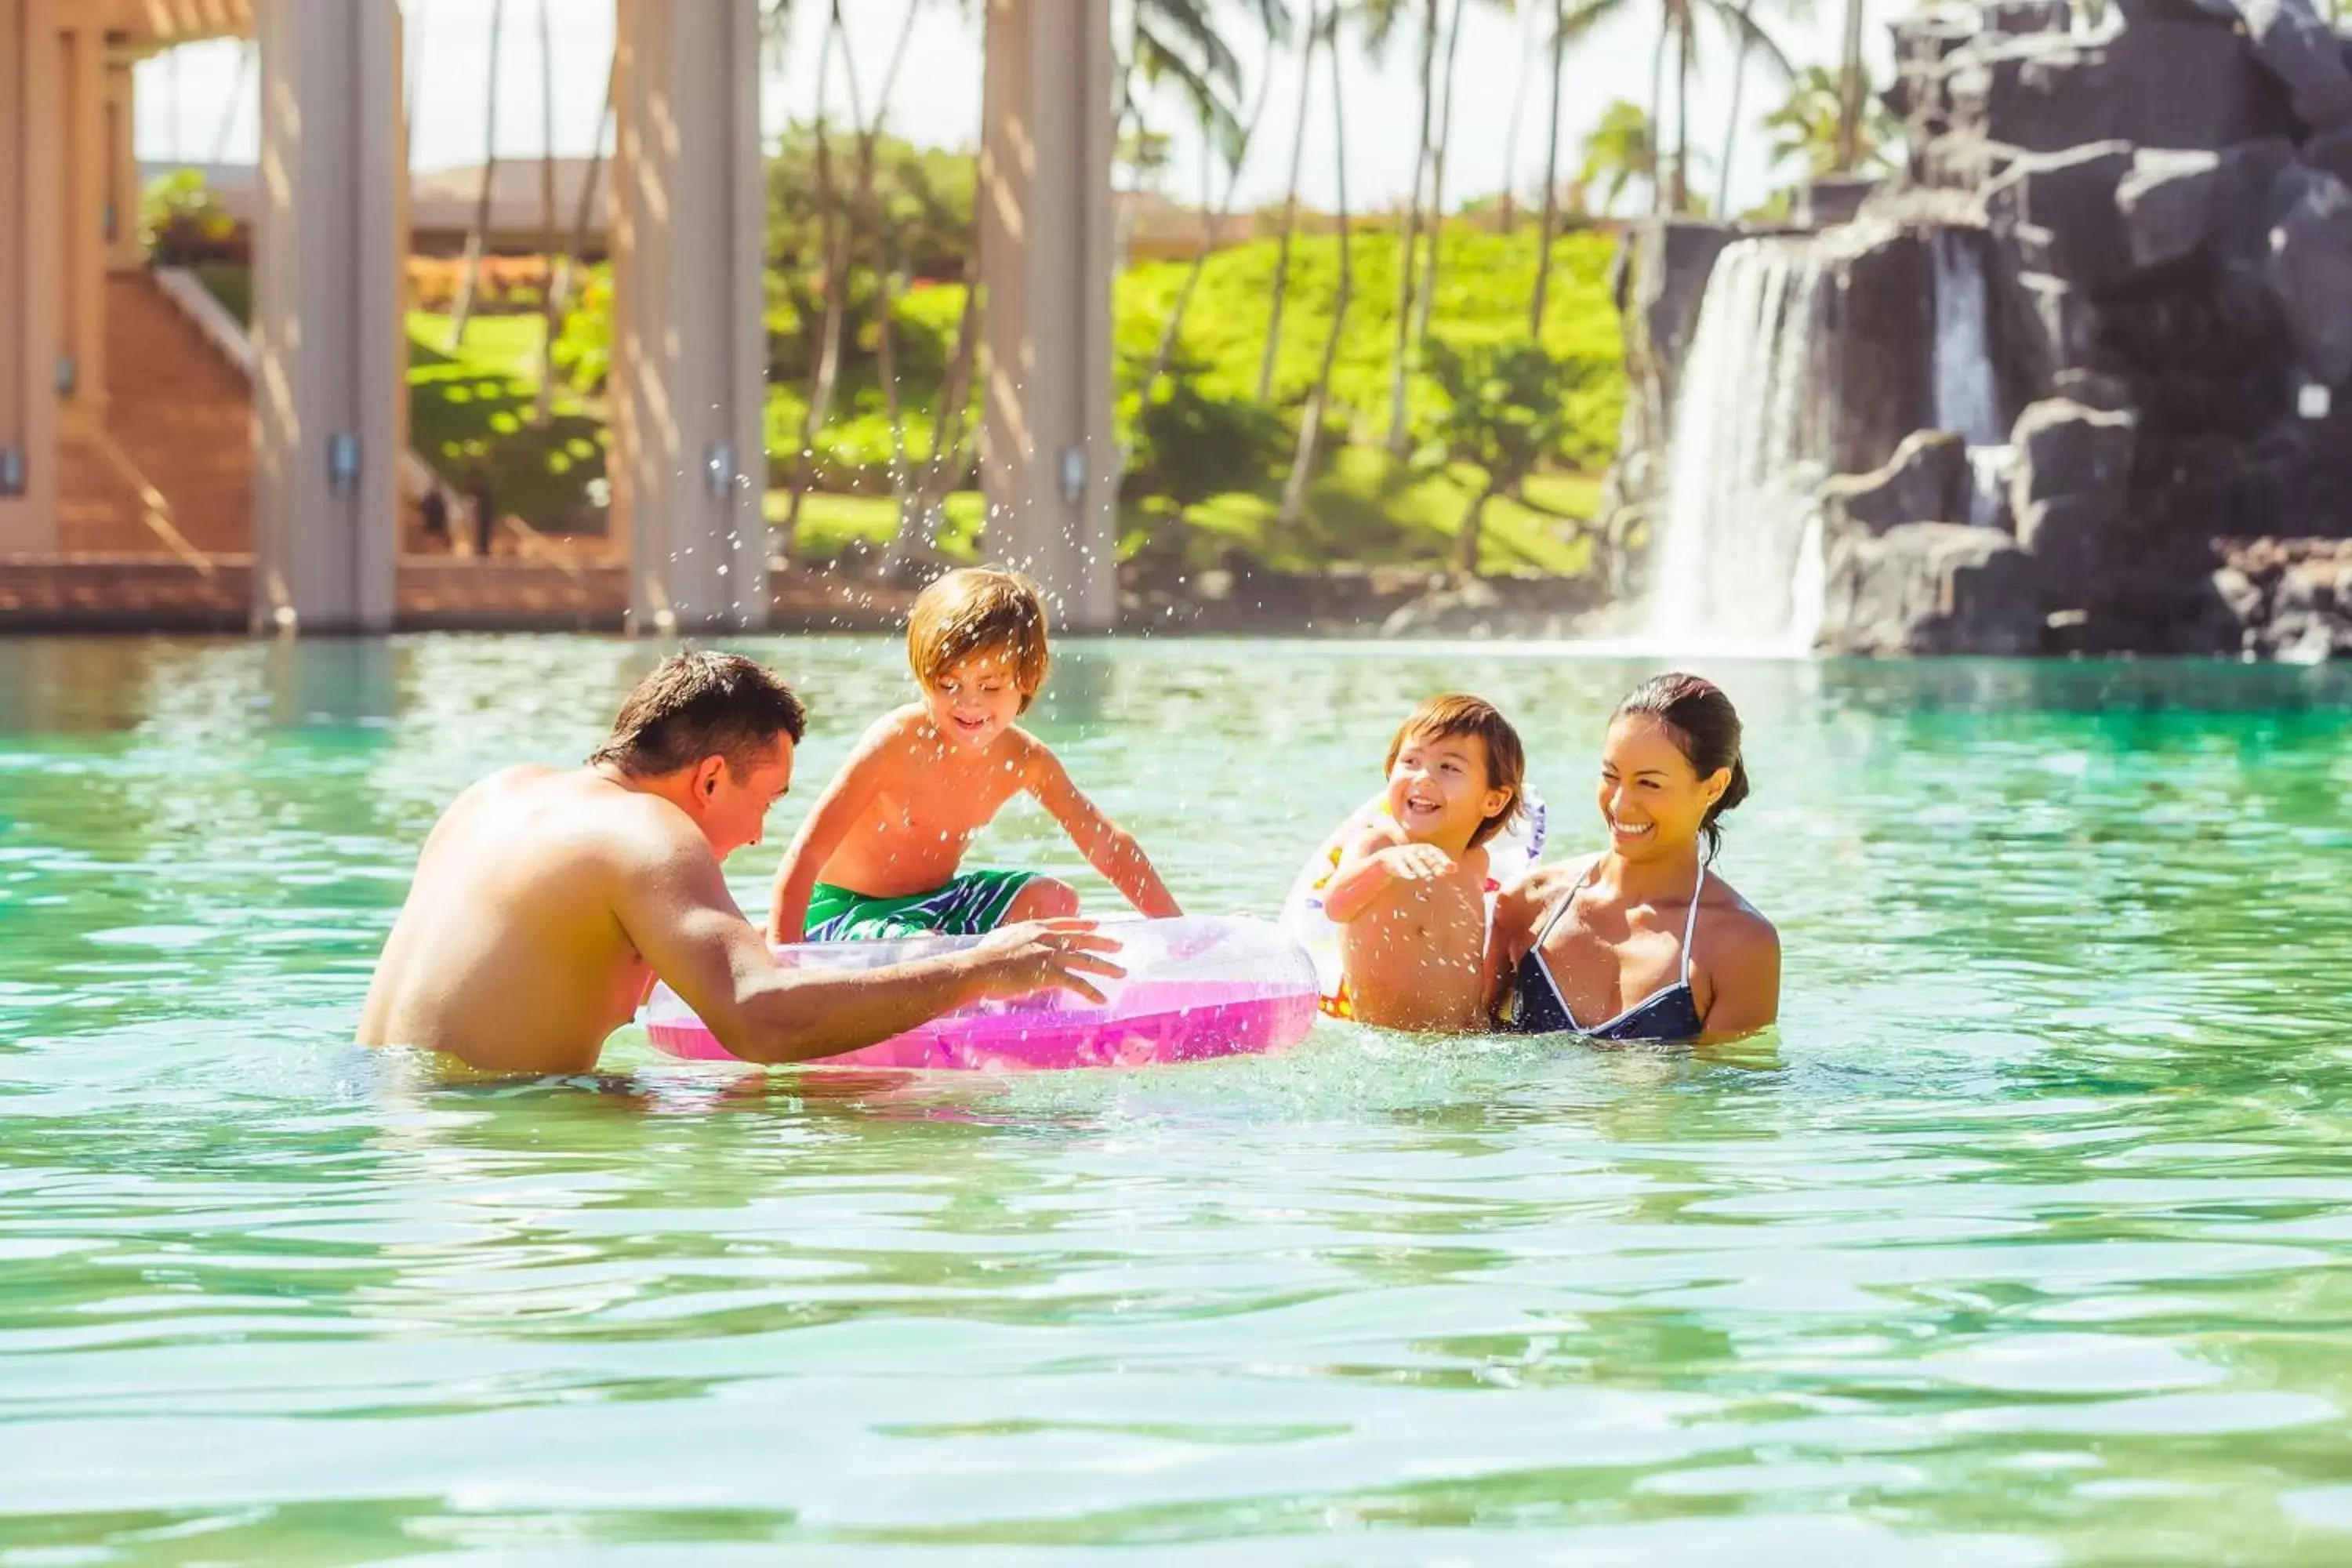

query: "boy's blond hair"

left=906, top=568, right=1051, bottom=712
left=1385, top=694, right=1526, bottom=850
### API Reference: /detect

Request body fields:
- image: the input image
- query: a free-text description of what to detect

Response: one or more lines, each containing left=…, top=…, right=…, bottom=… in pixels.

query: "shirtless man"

left=358, top=651, right=1121, bottom=1075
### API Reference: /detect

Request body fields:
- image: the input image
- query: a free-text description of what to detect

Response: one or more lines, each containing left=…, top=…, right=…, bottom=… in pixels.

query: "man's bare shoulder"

left=453, top=765, right=701, bottom=870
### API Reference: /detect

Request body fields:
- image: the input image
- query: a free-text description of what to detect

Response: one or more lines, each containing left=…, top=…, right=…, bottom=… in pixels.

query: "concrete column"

left=0, top=0, right=61, bottom=553
left=104, top=58, right=141, bottom=273
left=57, top=16, right=106, bottom=419
left=608, top=0, right=767, bottom=636
left=251, top=0, right=405, bottom=633
left=979, top=0, right=1118, bottom=631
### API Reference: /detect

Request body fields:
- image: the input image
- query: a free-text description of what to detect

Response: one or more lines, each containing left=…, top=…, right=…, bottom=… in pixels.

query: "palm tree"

left=1580, top=100, right=1657, bottom=217
left=1497, top=0, right=1544, bottom=232
left=1384, top=0, right=1442, bottom=454
left=1765, top=64, right=1893, bottom=179
left=1717, top=0, right=1810, bottom=215
left=1559, top=0, right=1791, bottom=215
left=447, top=0, right=506, bottom=350
left=1409, top=0, right=1504, bottom=374
left=1131, top=8, right=1289, bottom=417
left=1256, top=20, right=1323, bottom=402
left=1279, top=2, right=1350, bottom=530
left=534, top=0, right=558, bottom=424
left=1530, top=0, right=1566, bottom=336
left=551, top=55, right=614, bottom=324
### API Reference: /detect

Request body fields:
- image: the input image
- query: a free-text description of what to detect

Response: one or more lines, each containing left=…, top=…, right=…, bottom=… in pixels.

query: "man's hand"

left=964, top=920, right=1127, bottom=1005
left=1377, top=843, right=1457, bottom=882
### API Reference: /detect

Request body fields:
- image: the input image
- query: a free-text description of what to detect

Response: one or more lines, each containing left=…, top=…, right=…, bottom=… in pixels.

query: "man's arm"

left=764, top=715, right=902, bottom=942
left=619, top=819, right=1122, bottom=1065
left=1024, top=743, right=1182, bottom=918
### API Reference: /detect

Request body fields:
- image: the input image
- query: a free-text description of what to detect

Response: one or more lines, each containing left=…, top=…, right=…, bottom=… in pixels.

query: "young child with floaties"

left=765, top=568, right=1181, bottom=944
left=1316, top=695, right=1527, bottom=1033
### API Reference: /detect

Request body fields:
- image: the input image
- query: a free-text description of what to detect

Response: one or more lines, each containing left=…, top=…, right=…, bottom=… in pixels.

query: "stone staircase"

left=52, top=273, right=256, bottom=557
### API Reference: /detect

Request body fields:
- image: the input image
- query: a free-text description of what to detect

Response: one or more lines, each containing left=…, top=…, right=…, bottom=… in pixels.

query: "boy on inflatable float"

left=766, top=568, right=1183, bottom=946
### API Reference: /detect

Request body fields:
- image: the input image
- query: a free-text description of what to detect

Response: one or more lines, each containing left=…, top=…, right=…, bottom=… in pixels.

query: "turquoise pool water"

left=2, top=636, right=2350, bottom=1564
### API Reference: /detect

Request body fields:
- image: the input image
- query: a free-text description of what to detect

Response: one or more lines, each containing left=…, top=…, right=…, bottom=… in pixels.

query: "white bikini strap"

left=1680, top=867, right=1706, bottom=985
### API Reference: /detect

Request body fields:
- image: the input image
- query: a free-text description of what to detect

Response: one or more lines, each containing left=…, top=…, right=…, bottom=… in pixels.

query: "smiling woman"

left=1489, top=673, right=1781, bottom=1044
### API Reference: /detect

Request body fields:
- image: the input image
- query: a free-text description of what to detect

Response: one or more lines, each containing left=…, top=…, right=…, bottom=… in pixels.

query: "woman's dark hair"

left=589, top=652, right=808, bottom=779
left=1613, top=673, right=1749, bottom=861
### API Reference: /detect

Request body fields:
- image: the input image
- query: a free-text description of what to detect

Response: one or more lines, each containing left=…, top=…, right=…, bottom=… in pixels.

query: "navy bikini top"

left=1508, top=859, right=1707, bottom=1042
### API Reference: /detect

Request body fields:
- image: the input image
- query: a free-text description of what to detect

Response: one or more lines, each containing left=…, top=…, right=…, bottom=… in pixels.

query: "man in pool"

left=357, top=651, right=1123, bottom=1076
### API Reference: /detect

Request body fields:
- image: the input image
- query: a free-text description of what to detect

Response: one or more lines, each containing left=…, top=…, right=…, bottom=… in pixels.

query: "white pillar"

left=979, top=0, right=1119, bottom=631
left=609, top=0, right=768, bottom=636
left=251, top=0, right=405, bottom=633
left=0, top=0, right=60, bottom=554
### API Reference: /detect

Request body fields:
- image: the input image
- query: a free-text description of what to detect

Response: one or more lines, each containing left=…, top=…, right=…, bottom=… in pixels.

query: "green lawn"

left=195, top=273, right=1610, bottom=568
left=770, top=448, right=1602, bottom=579
left=406, top=312, right=608, bottom=532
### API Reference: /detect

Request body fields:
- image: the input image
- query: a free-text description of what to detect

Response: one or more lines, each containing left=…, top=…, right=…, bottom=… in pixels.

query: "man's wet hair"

left=589, top=652, right=807, bottom=779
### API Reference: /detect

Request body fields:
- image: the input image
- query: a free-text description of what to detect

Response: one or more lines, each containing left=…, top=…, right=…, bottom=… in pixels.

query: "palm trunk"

left=1647, top=23, right=1668, bottom=214
left=845, top=2, right=925, bottom=545
left=777, top=15, right=848, bottom=557
left=448, top=0, right=506, bottom=351
left=1455, top=477, right=1497, bottom=576
left=1836, top=0, right=1866, bottom=172
left=1136, top=53, right=1274, bottom=418
left=1256, top=27, right=1319, bottom=404
left=1530, top=0, right=1566, bottom=338
left=212, top=42, right=252, bottom=166
left=1280, top=13, right=1349, bottom=529
left=1411, top=0, right=1468, bottom=359
left=551, top=55, right=615, bottom=321
left=535, top=0, right=559, bottom=424
left=1717, top=0, right=1757, bottom=219
left=889, top=263, right=982, bottom=565
left=1673, top=23, right=1692, bottom=213
left=1498, top=0, right=1542, bottom=234
left=1385, top=0, right=1442, bottom=455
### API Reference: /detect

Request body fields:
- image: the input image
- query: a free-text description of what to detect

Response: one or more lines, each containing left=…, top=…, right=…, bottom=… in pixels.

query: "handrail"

left=147, top=264, right=453, bottom=512
left=76, top=425, right=217, bottom=578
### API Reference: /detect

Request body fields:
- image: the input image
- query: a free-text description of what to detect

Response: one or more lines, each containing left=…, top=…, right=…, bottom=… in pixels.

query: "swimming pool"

left=3, top=636, right=2349, bottom=1563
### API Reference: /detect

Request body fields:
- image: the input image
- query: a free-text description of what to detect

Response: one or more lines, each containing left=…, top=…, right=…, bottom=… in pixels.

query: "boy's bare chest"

left=873, top=754, right=1025, bottom=833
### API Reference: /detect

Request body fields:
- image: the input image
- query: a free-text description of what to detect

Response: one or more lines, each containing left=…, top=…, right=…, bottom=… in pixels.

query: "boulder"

left=2012, top=398, right=2141, bottom=512
left=1821, top=225, right=1940, bottom=474
left=2307, top=124, right=2352, bottom=188
left=2240, top=0, right=2352, bottom=132
left=2106, top=20, right=2297, bottom=151
left=1796, top=176, right=1879, bottom=227
left=2117, top=149, right=2224, bottom=271
left=1985, top=142, right=2138, bottom=291
left=2263, top=165, right=2352, bottom=384
left=1948, top=37, right=2117, bottom=154
left=1981, top=0, right=2072, bottom=33
left=2051, top=368, right=2136, bottom=412
left=2114, top=0, right=2241, bottom=22
left=1820, top=523, right=2045, bottom=654
left=1821, top=430, right=1973, bottom=535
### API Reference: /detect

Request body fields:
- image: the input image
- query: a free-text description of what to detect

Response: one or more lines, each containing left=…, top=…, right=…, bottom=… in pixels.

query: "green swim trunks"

left=804, top=869, right=1041, bottom=942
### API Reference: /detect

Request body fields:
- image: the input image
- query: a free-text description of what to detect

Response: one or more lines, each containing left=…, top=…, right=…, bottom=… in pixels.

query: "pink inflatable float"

left=641, top=915, right=1319, bottom=1071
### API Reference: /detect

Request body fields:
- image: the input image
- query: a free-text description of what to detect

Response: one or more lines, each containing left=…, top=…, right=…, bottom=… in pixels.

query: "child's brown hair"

left=1385, top=694, right=1526, bottom=849
left=906, top=568, right=1051, bottom=712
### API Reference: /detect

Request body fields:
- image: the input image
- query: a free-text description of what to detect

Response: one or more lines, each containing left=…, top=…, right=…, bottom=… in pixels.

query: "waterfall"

left=1646, top=238, right=1835, bottom=652
left=1931, top=228, right=2005, bottom=448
